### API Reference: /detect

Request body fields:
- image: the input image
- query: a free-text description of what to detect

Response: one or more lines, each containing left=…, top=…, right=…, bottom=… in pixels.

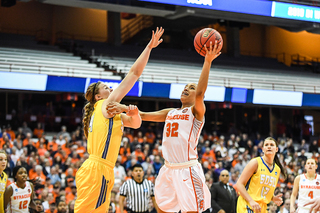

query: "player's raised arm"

left=107, top=27, right=164, bottom=103
left=192, top=41, right=221, bottom=122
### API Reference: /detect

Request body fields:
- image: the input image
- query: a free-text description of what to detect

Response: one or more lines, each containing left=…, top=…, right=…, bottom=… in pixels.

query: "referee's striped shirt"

left=119, top=178, right=154, bottom=212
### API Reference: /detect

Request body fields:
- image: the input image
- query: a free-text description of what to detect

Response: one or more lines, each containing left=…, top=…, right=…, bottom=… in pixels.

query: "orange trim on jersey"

left=189, top=167, right=199, bottom=213
left=304, top=173, right=317, bottom=180
left=187, top=117, right=195, bottom=161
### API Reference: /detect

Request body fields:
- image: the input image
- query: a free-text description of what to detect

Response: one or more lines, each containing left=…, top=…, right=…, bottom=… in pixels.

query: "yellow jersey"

left=87, top=100, right=123, bottom=165
left=0, top=171, right=8, bottom=213
left=237, top=157, right=280, bottom=212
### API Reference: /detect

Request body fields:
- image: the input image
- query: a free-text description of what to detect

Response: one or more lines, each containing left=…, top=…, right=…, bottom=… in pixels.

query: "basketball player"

left=3, top=166, right=42, bottom=213
left=235, top=137, right=285, bottom=213
left=108, top=40, right=221, bottom=213
left=290, top=158, right=320, bottom=213
left=0, top=150, right=8, bottom=213
left=74, top=27, right=164, bottom=213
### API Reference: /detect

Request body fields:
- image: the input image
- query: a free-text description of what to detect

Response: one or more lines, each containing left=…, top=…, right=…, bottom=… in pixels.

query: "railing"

left=1, top=61, right=319, bottom=93
left=0, top=62, right=107, bottom=79
left=55, top=31, right=107, bottom=42
left=121, top=15, right=154, bottom=43
left=119, top=68, right=320, bottom=93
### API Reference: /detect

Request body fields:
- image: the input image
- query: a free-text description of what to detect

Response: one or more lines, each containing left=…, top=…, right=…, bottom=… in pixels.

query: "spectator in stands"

left=145, top=126, right=156, bottom=146
left=132, top=144, right=145, bottom=161
left=57, top=126, right=71, bottom=142
left=66, top=185, right=77, bottom=204
left=114, top=159, right=126, bottom=184
left=7, top=125, right=15, bottom=141
left=229, top=172, right=238, bottom=186
left=56, top=200, right=67, bottom=213
left=298, top=139, right=309, bottom=152
left=56, top=135, right=66, bottom=146
left=309, top=139, right=319, bottom=153
left=234, top=156, right=245, bottom=174
left=16, top=127, right=26, bottom=141
left=48, top=167, right=61, bottom=185
left=298, top=149, right=308, bottom=164
left=34, top=123, right=44, bottom=139
left=68, top=200, right=75, bottom=213
left=22, top=121, right=33, bottom=136
left=141, top=156, right=154, bottom=174
left=45, top=202, right=56, bottom=213
left=152, top=156, right=162, bottom=175
left=10, top=146, right=20, bottom=165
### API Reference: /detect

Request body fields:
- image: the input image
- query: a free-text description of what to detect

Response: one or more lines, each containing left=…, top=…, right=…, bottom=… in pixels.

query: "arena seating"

left=92, top=55, right=320, bottom=93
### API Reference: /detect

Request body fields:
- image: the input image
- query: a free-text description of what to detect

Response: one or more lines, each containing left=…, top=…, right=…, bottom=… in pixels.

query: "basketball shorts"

left=155, top=160, right=211, bottom=213
left=75, top=155, right=115, bottom=213
left=296, top=206, right=315, bottom=213
left=237, top=196, right=267, bottom=213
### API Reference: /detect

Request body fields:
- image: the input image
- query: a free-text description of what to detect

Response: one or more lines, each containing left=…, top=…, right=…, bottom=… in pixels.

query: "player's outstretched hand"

left=304, top=197, right=320, bottom=213
left=204, top=40, right=221, bottom=63
left=147, top=27, right=164, bottom=49
left=249, top=200, right=261, bottom=213
left=106, top=101, right=127, bottom=116
left=272, top=193, right=283, bottom=206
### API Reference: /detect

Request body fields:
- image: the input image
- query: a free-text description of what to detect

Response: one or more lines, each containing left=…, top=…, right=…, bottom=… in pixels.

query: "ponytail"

left=83, top=103, right=94, bottom=138
left=274, top=152, right=287, bottom=179
left=83, top=82, right=101, bottom=138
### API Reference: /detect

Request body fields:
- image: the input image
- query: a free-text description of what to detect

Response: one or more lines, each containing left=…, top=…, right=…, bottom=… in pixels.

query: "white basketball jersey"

left=298, top=174, right=320, bottom=209
left=162, top=107, right=203, bottom=163
left=7, top=181, right=32, bottom=213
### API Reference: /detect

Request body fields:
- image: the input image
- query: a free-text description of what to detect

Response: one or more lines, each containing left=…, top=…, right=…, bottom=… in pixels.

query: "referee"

left=119, top=164, right=158, bottom=213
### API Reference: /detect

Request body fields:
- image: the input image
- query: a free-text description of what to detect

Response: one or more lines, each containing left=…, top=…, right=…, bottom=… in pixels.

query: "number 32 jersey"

left=6, top=181, right=32, bottom=213
left=298, top=174, right=320, bottom=209
left=162, top=107, right=204, bottom=163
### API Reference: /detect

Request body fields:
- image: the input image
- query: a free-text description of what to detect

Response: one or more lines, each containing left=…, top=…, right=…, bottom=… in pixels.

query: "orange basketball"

left=194, top=28, right=223, bottom=57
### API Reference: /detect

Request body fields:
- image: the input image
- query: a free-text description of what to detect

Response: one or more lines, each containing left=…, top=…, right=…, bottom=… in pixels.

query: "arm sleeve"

left=119, top=181, right=127, bottom=197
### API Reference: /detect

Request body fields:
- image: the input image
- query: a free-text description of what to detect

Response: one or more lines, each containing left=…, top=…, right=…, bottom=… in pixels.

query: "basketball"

left=194, top=28, right=223, bottom=56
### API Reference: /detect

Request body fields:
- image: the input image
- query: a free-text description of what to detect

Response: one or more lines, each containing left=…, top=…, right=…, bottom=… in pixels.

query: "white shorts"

left=297, top=207, right=315, bottom=213
left=154, top=160, right=211, bottom=213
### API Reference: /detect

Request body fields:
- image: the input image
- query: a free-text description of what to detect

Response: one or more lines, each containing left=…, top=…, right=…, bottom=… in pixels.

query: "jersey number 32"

left=166, top=123, right=179, bottom=137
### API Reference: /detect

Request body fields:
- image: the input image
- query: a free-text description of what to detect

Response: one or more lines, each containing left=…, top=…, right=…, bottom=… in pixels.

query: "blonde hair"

left=0, top=150, right=7, bottom=157
left=83, top=82, right=102, bottom=138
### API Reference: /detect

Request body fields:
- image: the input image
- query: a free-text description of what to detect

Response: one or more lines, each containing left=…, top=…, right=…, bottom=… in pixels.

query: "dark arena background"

left=0, top=0, right=320, bottom=212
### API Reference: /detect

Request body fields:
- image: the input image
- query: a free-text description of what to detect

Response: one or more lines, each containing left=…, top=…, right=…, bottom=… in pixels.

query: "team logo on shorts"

left=275, top=172, right=277, bottom=175
left=28, top=189, right=31, bottom=193
left=316, top=182, right=319, bottom=185
left=182, top=108, right=188, bottom=113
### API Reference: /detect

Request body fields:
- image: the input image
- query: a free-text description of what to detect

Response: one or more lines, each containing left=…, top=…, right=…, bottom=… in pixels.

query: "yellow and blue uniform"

left=0, top=171, right=7, bottom=213
left=75, top=100, right=123, bottom=213
left=237, top=157, right=280, bottom=213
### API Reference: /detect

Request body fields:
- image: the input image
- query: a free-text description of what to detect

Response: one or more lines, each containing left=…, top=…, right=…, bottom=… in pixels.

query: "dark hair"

left=13, top=166, right=26, bottom=182
left=263, top=137, right=287, bottom=179
left=131, top=164, right=143, bottom=171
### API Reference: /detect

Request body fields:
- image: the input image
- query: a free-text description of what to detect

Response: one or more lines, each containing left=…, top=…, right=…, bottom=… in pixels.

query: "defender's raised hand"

left=147, top=27, right=164, bottom=49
